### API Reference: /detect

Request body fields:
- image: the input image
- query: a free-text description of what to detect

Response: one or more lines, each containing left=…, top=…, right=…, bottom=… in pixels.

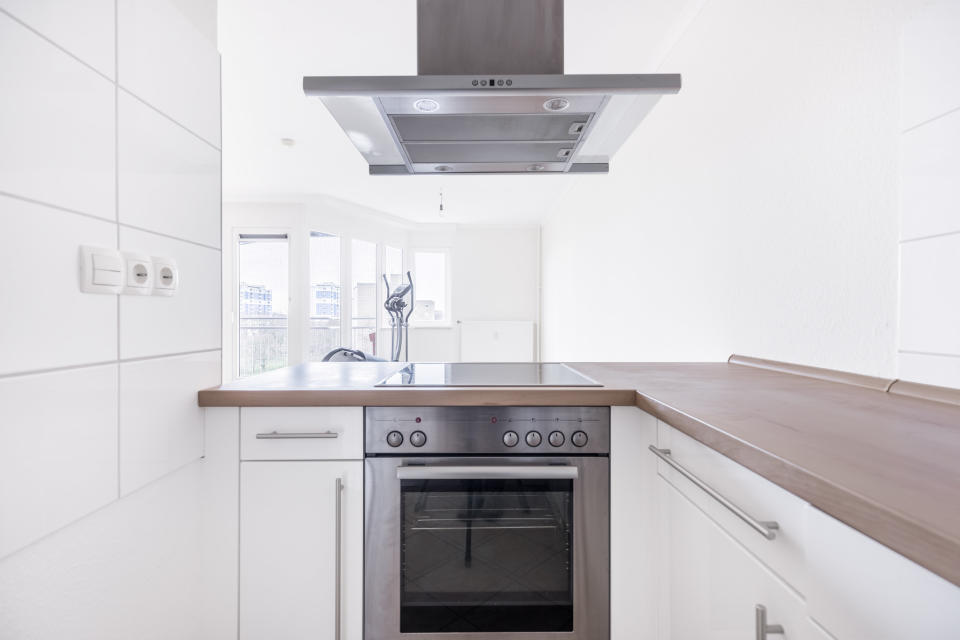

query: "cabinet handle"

left=335, top=477, right=343, bottom=640
left=649, top=446, right=780, bottom=540
left=755, top=604, right=785, bottom=639
left=255, top=430, right=340, bottom=439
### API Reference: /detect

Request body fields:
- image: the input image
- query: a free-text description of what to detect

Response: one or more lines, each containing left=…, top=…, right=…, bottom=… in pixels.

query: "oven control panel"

left=365, top=406, right=610, bottom=455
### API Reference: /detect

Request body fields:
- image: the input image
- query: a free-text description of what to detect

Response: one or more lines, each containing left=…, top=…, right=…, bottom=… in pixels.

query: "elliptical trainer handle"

left=403, top=271, right=414, bottom=323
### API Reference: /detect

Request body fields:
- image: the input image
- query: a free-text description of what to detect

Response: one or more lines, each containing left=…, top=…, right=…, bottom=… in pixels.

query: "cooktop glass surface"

left=375, top=363, right=601, bottom=387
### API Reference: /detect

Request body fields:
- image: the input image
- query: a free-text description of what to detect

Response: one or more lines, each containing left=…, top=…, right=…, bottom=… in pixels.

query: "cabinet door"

left=240, top=461, right=363, bottom=640
left=661, top=478, right=807, bottom=640
left=610, top=407, right=660, bottom=640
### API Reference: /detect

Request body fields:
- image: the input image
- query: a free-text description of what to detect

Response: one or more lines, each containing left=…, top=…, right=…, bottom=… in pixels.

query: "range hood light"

left=542, top=97, right=570, bottom=112
left=413, top=98, right=440, bottom=112
left=435, top=165, right=453, bottom=172
left=527, top=164, right=546, bottom=172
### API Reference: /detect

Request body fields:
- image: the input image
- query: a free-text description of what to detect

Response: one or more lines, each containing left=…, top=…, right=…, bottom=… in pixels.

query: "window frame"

left=227, top=220, right=453, bottom=379
left=233, top=229, right=293, bottom=379
left=409, top=247, right=453, bottom=327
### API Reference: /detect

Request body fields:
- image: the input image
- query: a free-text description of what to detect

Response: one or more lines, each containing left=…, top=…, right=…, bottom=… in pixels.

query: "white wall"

left=897, top=1, right=960, bottom=389
left=542, top=0, right=923, bottom=377
left=0, top=0, right=230, bottom=637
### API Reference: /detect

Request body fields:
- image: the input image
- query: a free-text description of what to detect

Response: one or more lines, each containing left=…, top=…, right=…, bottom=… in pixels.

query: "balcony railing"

left=239, top=316, right=288, bottom=378
left=239, top=316, right=382, bottom=377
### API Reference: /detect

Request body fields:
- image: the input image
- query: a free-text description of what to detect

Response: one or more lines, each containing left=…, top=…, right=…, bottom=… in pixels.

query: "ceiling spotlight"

left=526, top=164, right=546, bottom=172
left=414, top=98, right=440, bottom=112
left=542, top=97, right=570, bottom=112
left=280, top=137, right=296, bottom=146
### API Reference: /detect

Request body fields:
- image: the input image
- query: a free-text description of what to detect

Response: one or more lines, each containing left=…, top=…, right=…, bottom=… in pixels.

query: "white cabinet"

left=239, top=460, right=363, bottom=640
left=804, top=504, right=960, bottom=640
left=656, top=423, right=808, bottom=595
left=660, top=478, right=808, bottom=640
left=610, top=407, right=660, bottom=640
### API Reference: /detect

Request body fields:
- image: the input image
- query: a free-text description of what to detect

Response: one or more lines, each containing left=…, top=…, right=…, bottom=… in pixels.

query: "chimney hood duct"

left=303, top=0, right=681, bottom=175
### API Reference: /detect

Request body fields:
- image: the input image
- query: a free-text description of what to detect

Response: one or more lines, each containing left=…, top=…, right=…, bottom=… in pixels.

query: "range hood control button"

left=502, top=431, right=519, bottom=447
left=548, top=431, right=565, bottom=447
left=386, top=431, right=403, bottom=447
left=571, top=431, right=588, bottom=447
left=409, top=431, right=427, bottom=447
left=525, top=431, right=543, bottom=447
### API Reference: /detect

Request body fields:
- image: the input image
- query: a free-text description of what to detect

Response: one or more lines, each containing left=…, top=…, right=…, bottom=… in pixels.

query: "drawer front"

left=241, top=407, right=363, bottom=460
left=656, top=422, right=808, bottom=595
left=805, top=505, right=960, bottom=640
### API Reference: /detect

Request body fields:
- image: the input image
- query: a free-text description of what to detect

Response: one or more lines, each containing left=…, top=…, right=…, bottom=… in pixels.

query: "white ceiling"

left=219, top=0, right=702, bottom=223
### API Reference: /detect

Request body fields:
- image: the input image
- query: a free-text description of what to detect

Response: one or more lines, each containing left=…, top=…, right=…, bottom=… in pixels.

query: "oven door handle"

left=396, top=465, right=579, bottom=480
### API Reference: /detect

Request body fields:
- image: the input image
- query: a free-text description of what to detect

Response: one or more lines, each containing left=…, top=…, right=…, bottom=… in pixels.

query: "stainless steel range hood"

left=303, top=0, right=681, bottom=175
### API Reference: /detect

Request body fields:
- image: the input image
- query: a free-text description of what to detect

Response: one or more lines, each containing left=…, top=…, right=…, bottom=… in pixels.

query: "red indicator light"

left=415, top=417, right=422, bottom=423
left=491, top=417, right=498, bottom=423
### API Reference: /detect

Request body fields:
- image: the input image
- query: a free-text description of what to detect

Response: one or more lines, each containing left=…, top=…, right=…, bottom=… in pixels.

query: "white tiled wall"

left=0, top=11, right=116, bottom=219
left=118, top=0, right=222, bottom=147
left=0, top=0, right=222, bottom=635
left=898, top=1, right=960, bottom=389
left=119, top=351, right=220, bottom=494
left=0, top=365, right=118, bottom=558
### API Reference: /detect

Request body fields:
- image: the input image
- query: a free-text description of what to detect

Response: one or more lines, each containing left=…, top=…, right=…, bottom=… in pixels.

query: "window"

left=237, top=234, right=288, bottom=377
left=412, top=250, right=449, bottom=323
left=309, top=232, right=341, bottom=361
left=351, top=239, right=378, bottom=354
left=382, top=245, right=404, bottom=328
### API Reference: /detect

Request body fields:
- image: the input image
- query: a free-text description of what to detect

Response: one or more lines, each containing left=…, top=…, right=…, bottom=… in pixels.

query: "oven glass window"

left=400, top=477, right=573, bottom=633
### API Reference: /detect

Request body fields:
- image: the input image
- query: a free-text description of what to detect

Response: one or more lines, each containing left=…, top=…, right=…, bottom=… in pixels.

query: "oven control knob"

left=502, top=431, right=519, bottom=447
left=571, top=430, right=589, bottom=447
left=409, top=430, right=427, bottom=447
left=548, top=431, right=565, bottom=447
left=525, top=431, right=543, bottom=447
left=386, top=431, right=403, bottom=447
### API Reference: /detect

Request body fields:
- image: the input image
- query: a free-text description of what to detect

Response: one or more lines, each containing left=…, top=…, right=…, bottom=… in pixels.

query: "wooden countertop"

left=199, top=358, right=960, bottom=587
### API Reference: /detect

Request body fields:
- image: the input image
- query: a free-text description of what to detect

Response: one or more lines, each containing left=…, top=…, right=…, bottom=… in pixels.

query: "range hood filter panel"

left=403, top=141, right=575, bottom=164
left=391, top=113, right=590, bottom=142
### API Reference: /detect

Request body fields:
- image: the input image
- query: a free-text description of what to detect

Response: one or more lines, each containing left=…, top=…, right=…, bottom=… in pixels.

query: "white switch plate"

left=120, top=252, right=153, bottom=295
left=79, top=245, right=122, bottom=294
left=151, top=256, right=178, bottom=296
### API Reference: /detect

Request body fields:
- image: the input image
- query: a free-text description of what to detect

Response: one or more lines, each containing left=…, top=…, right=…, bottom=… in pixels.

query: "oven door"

left=365, top=456, right=609, bottom=640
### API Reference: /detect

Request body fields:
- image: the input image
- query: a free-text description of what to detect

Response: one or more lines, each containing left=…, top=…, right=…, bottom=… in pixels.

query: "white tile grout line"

left=899, top=229, right=960, bottom=245
left=0, top=7, right=114, bottom=83
left=0, top=8, right=221, bottom=153
left=901, top=104, right=960, bottom=135
left=116, top=0, right=122, bottom=501
left=899, top=350, right=960, bottom=360
left=119, top=86, right=222, bottom=152
left=0, top=349, right=222, bottom=381
left=0, top=190, right=222, bottom=251
left=0, top=455, right=206, bottom=563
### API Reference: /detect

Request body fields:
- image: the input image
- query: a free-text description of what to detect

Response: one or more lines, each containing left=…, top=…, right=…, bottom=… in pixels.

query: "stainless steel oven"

left=364, top=407, right=610, bottom=640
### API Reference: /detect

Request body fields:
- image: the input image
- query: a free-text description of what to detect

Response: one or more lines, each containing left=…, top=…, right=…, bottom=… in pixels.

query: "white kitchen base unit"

left=239, top=460, right=362, bottom=640
left=659, top=478, right=809, bottom=639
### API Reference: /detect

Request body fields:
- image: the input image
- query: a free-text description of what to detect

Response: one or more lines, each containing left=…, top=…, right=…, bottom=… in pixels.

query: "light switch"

left=120, top=252, right=153, bottom=295
left=79, top=245, right=123, bottom=294
left=93, top=268, right=122, bottom=286
left=151, top=256, right=179, bottom=297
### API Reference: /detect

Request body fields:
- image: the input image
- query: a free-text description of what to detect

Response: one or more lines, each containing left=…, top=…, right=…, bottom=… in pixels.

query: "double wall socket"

left=79, top=246, right=179, bottom=296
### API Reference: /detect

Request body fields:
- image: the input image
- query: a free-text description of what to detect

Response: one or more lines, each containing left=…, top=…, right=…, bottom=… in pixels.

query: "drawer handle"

left=335, top=477, right=343, bottom=640
left=755, top=604, right=784, bottom=639
left=649, top=446, right=780, bottom=540
left=255, top=430, right=340, bottom=440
